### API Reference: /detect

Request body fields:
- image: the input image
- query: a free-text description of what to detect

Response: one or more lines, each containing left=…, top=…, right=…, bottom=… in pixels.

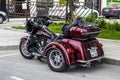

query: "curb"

left=0, top=45, right=18, bottom=50
left=104, top=58, right=120, bottom=66
left=4, top=27, right=25, bottom=33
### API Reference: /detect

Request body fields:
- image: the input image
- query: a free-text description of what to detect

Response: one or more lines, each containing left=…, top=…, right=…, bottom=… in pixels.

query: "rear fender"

left=44, top=42, right=73, bottom=65
left=20, top=36, right=29, bottom=41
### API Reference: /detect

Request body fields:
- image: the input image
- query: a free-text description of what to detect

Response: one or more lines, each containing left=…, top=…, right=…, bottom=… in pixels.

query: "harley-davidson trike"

left=19, top=16, right=104, bottom=72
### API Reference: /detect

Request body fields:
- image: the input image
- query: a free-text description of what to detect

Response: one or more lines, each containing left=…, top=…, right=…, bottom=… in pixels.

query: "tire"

left=19, top=39, right=34, bottom=59
left=47, top=48, right=68, bottom=72
left=0, top=15, right=4, bottom=24
left=118, top=14, right=120, bottom=19
left=105, top=16, right=110, bottom=19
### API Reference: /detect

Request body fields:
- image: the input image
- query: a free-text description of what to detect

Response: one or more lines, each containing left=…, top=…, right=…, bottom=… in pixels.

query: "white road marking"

left=10, top=76, right=24, bottom=80
left=0, top=53, right=19, bottom=58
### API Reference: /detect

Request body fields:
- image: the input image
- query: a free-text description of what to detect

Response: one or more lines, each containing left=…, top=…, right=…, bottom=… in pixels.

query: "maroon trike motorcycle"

left=19, top=16, right=104, bottom=72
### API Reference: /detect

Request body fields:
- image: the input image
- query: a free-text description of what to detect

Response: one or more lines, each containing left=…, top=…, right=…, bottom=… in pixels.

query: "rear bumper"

left=102, top=13, right=118, bottom=17
left=77, top=56, right=104, bottom=67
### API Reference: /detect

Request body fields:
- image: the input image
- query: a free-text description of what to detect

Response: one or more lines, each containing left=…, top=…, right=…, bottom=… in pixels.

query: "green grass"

left=48, top=23, right=63, bottom=33
left=12, top=22, right=120, bottom=40
left=113, top=2, right=120, bottom=4
left=49, top=23, right=120, bottom=40
left=107, top=1, right=120, bottom=6
left=12, top=26, right=24, bottom=29
left=98, top=29, right=120, bottom=40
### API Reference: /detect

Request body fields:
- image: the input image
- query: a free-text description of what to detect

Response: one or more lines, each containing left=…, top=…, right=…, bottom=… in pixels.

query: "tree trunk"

left=68, top=0, right=76, bottom=21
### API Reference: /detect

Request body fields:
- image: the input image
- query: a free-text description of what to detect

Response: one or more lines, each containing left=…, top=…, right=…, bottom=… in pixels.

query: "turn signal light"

left=99, top=43, right=103, bottom=47
left=112, top=8, right=116, bottom=12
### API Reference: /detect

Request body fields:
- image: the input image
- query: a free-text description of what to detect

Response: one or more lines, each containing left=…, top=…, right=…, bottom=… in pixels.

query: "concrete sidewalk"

left=98, top=38, right=120, bottom=66
left=0, top=28, right=120, bottom=66
left=0, top=29, right=26, bottom=50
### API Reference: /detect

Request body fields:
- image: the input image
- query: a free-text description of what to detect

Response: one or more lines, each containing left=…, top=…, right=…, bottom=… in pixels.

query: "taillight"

left=99, top=43, right=103, bottom=47
left=111, top=8, right=116, bottom=12
left=67, top=48, right=74, bottom=53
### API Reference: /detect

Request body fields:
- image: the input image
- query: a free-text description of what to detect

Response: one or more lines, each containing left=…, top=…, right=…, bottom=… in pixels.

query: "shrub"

left=113, top=22, right=120, bottom=31
left=95, top=19, right=106, bottom=29
left=84, top=13, right=96, bottom=23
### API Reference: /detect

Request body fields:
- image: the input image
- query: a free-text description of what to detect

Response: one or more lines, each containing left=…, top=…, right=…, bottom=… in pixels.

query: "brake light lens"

left=99, top=43, right=103, bottom=47
left=111, top=8, right=116, bottom=12
left=67, top=48, right=74, bottom=53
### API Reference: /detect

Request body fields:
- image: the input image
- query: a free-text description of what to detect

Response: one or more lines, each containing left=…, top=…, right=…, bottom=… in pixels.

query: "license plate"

left=104, top=9, right=109, bottom=12
left=88, top=47, right=98, bottom=58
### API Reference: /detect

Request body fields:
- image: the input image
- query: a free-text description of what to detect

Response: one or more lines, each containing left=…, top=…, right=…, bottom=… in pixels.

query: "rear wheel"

left=105, top=16, right=110, bottom=19
left=19, top=39, right=34, bottom=59
left=118, top=14, right=120, bottom=19
left=0, top=15, right=4, bottom=24
left=47, top=48, right=68, bottom=72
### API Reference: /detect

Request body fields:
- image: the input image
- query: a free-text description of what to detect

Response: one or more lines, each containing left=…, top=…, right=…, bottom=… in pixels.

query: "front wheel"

left=19, top=39, right=34, bottom=59
left=105, top=16, right=110, bottom=19
left=118, top=14, right=120, bottom=19
left=47, top=48, right=68, bottom=72
left=0, top=15, right=4, bottom=24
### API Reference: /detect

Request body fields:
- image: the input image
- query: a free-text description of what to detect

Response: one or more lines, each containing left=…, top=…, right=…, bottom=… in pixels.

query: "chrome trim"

left=77, top=56, right=104, bottom=63
left=82, top=31, right=101, bottom=35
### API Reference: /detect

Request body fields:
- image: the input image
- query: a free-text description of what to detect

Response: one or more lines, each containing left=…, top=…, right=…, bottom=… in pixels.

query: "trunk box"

left=63, top=23, right=101, bottom=39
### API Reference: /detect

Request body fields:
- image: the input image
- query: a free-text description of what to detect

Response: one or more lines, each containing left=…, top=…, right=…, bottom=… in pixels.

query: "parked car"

left=49, top=6, right=99, bottom=18
left=102, top=5, right=120, bottom=19
left=0, top=10, right=7, bottom=24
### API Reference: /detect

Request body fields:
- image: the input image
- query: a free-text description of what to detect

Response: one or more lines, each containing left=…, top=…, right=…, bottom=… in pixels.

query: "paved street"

left=0, top=50, right=120, bottom=80
left=0, top=19, right=26, bottom=46
left=0, top=19, right=25, bottom=29
left=0, top=19, right=120, bottom=80
left=0, top=29, right=26, bottom=46
left=99, top=38, right=120, bottom=60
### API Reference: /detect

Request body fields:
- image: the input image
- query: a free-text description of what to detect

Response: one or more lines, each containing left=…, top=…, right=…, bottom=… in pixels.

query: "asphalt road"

left=0, top=50, right=120, bottom=80
left=0, top=21, right=24, bottom=29
left=0, top=29, right=26, bottom=46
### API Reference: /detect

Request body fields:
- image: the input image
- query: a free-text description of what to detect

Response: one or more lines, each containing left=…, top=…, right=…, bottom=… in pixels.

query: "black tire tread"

left=19, top=39, right=34, bottom=59
left=46, top=48, right=68, bottom=72
left=0, top=15, right=4, bottom=24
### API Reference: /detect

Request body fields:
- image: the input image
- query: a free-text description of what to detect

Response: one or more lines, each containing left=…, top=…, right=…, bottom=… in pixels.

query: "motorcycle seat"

left=62, top=24, right=71, bottom=38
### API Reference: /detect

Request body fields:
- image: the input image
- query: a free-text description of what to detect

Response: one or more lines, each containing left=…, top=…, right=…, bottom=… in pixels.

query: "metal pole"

left=7, top=0, right=10, bottom=22
left=66, top=0, right=68, bottom=22
left=92, top=0, right=94, bottom=21
left=26, top=0, right=29, bottom=21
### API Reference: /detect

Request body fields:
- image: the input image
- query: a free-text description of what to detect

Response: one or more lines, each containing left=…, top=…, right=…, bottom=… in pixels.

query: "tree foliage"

left=59, top=0, right=67, bottom=4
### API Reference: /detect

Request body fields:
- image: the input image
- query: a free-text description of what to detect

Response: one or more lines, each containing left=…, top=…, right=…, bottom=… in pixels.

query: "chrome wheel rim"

left=21, top=41, right=31, bottom=57
left=49, top=49, right=64, bottom=68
